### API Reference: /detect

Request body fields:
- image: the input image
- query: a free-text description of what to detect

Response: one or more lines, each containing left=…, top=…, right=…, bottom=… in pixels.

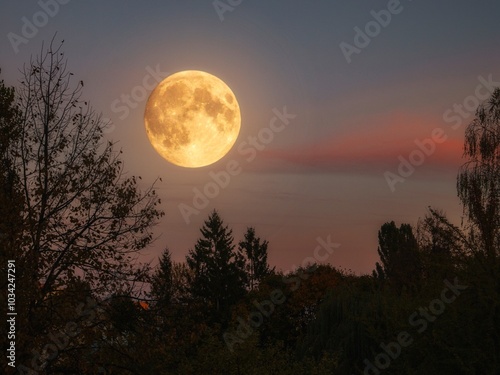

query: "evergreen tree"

left=239, top=227, right=272, bottom=290
left=150, top=247, right=174, bottom=308
left=186, top=210, right=246, bottom=322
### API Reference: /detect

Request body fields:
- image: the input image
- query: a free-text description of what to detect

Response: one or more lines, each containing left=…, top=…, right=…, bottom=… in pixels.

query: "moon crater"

left=144, top=70, right=241, bottom=168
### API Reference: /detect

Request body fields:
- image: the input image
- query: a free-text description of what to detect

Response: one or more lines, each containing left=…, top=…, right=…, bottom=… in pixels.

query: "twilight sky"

left=1, top=0, right=500, bottom=274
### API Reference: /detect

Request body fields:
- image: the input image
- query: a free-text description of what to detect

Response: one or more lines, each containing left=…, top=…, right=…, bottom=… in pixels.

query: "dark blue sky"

left=2, top=0, right=500, bottom=273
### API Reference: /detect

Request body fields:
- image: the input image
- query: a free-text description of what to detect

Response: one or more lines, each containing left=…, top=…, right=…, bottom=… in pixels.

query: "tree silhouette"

left=239, top=227, right=272, bottom=290
left=1, top=40, right=163, bottom=371
left=186, top=210, right=245, bottom=322
left=0, top=73, right=23, bottom=250
left=0, top=73, right=28, bottom=375
left=416, top=208, right=467, bottom=279
left=373, top=221, right=422, bottom=292
left=13, top=41, right=162, bottom=293
left=458, top=87, right=500, bottom=259
left=150, top=247, right=174, bottom=308
left=297, top=277, right=384, bottom=373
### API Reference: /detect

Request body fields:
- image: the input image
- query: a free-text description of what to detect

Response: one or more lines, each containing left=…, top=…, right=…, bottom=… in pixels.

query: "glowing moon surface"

left=144, top=70, right=241, bottom=168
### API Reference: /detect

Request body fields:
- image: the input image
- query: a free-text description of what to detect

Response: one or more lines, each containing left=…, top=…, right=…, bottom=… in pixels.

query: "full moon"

left=144, top=70, right=241, bottom=168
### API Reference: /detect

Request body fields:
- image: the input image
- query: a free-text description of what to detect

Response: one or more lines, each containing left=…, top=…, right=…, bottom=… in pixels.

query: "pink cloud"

left=257, top=112, right=464, bottom=172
